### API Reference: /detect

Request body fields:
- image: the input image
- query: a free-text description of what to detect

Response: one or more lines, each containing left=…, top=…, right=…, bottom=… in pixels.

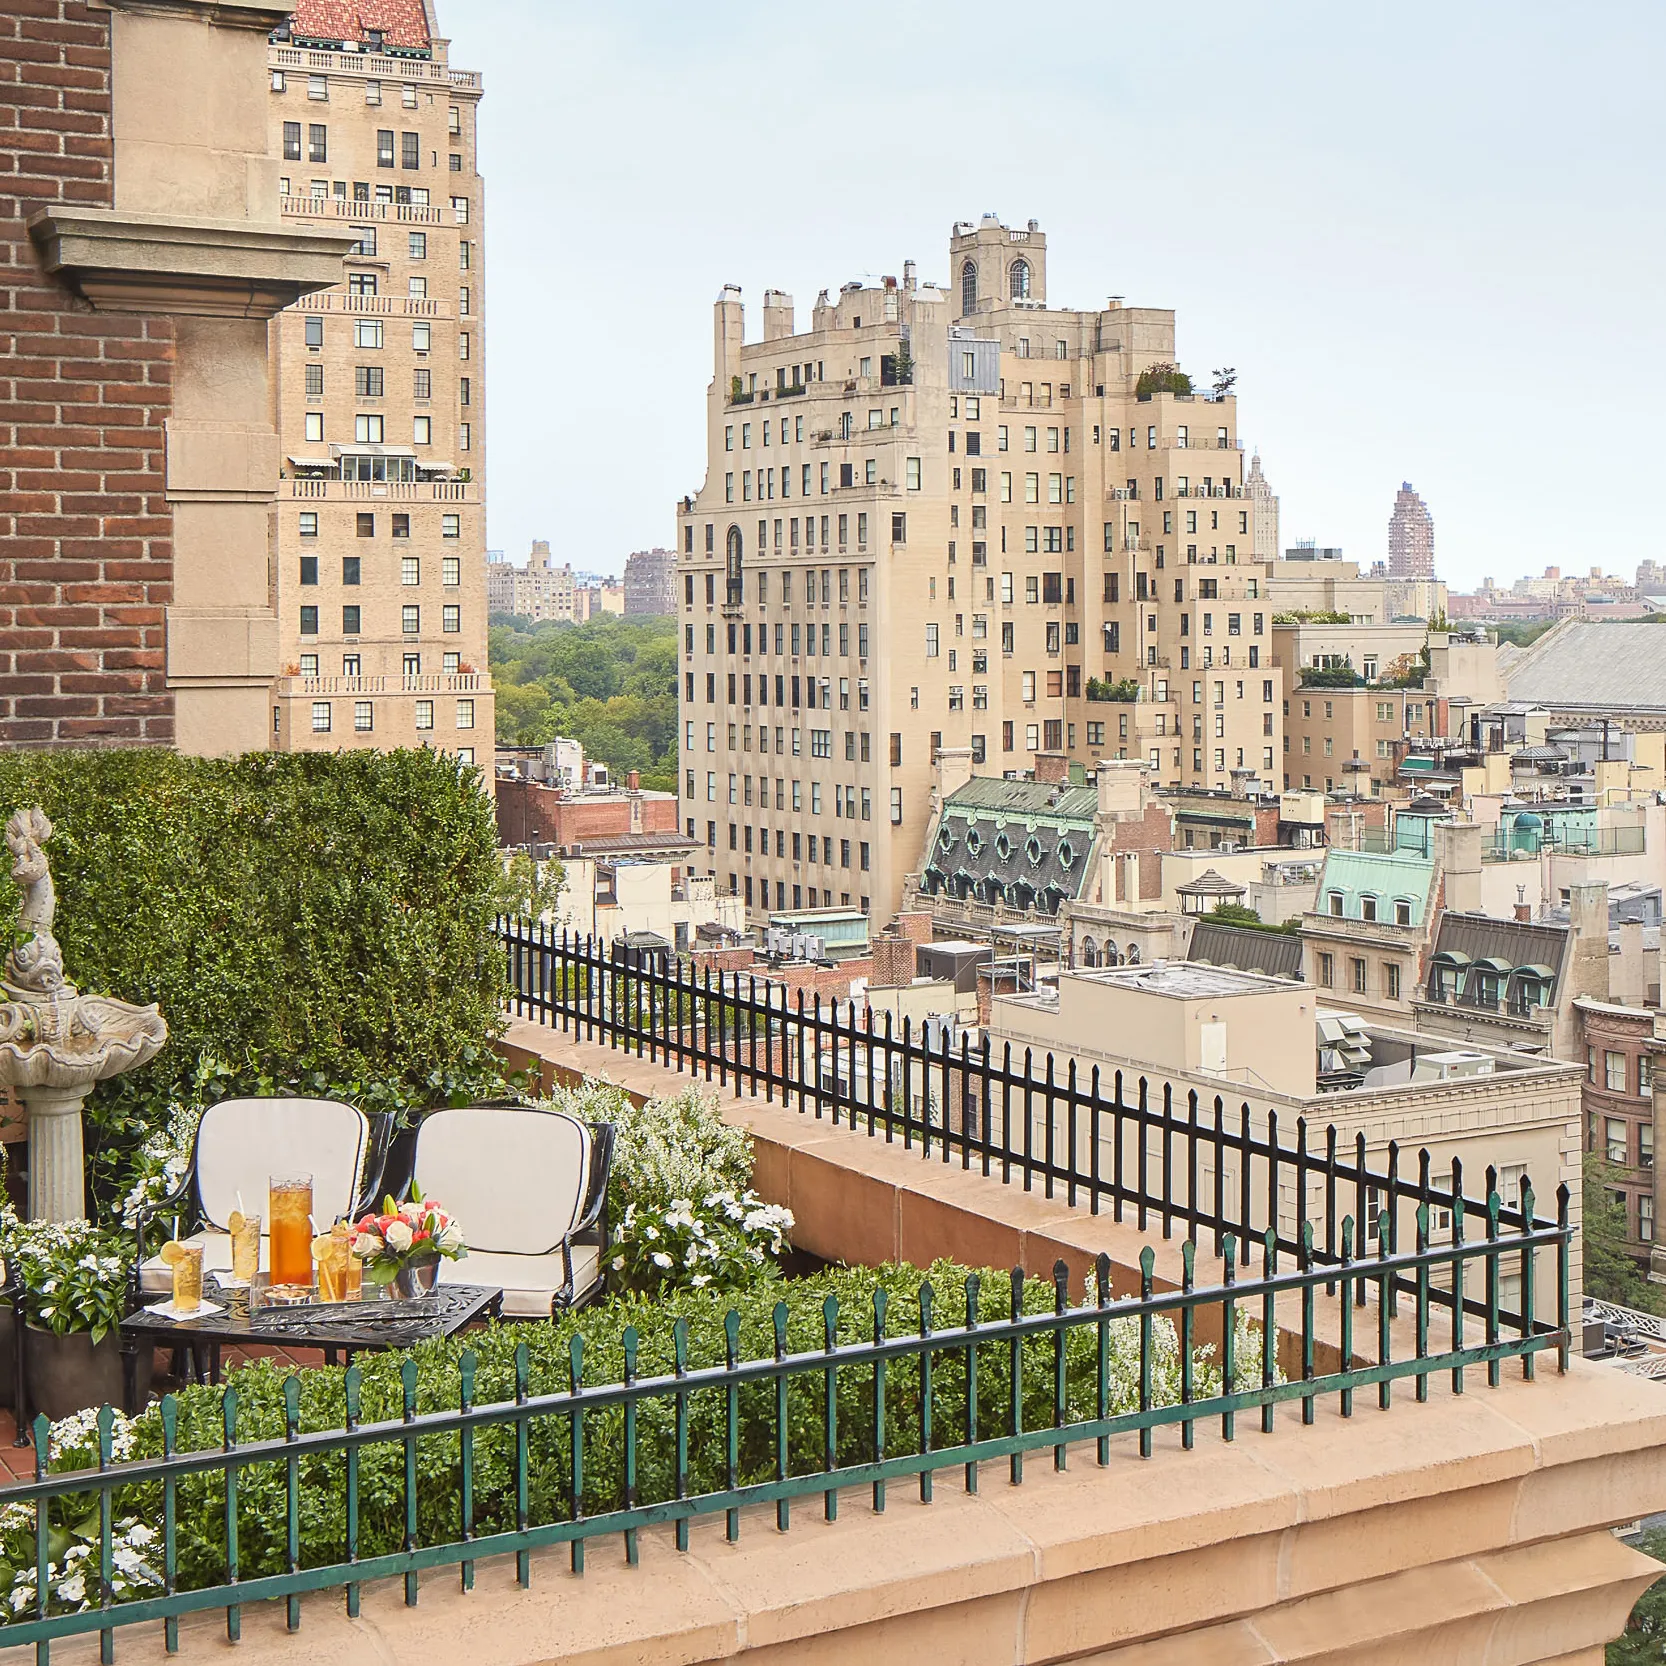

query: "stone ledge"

left=45, top=1366, right=1665, bottom=1666
left=28, top=207, right=352, bottom=320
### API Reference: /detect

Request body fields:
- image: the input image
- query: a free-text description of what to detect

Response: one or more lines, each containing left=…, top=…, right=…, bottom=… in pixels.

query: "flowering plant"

left=9, top=1220, right=132, bottom=1343
left=609, top=1189, right=793, bottom=1297
left=348, top=1183, right=467, bottom=1285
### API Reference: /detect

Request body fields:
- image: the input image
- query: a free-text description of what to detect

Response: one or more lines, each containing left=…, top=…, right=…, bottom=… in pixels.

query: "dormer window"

left=1328, top=891, right=1343, bottom=917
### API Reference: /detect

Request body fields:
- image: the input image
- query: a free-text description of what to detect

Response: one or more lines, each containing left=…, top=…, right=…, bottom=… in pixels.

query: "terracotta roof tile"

left=289, top=0, right=431, bottom=51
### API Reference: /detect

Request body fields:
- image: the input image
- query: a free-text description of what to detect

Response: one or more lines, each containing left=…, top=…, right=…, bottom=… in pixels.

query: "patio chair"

left=134, top=1097, right=389, bottom=1297
left=409, top=1103, right=614, bottom=1316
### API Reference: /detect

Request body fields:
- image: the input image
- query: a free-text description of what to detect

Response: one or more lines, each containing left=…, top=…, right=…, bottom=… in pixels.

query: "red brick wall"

left=1104, top=801, right=1172, bottom=903
left=0, top=2, right=175, bottom=748
left=496, top=779, right=681, bottom=848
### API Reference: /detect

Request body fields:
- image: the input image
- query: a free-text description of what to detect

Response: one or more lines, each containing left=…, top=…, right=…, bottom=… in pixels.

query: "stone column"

left=1651, top=1072, right=1666, bottom=1284
left=20, top=1090, right=86, bottom=1224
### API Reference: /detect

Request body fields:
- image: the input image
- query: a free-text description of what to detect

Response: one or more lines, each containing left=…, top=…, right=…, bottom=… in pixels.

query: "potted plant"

left=349, top=1185, right=467, bottom=1298
left=11, top=1221, right=147, bottom=1420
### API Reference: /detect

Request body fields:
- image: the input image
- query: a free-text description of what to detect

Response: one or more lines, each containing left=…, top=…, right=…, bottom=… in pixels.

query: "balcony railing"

left=274, top=673, right=483, bottom=696
left=279, top=480, right=476, bottom=502
left=269, top=44, right=478, bottom=89
left=0, top=923, right=1570, bottom=1658
left=280, top=194, right=445, bottom=225
left=301, top=292, right=450, bottom=319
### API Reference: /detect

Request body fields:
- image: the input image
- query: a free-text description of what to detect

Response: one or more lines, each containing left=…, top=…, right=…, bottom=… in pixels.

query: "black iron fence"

left=499, top=920, right=1571, bottom=1337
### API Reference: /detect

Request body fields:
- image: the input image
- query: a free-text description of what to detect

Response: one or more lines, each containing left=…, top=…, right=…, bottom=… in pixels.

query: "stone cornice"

left=28, top=208, right=353, bottom=320
left=86, top=0, right=294, bottom=32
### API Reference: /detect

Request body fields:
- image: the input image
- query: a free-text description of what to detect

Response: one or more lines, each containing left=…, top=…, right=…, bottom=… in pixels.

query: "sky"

left=450, top=1, right=1665, bottom=592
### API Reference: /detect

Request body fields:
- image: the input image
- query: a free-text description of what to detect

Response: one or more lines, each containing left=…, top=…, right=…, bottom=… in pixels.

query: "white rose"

left=437, top=1223, right=465, bottom=1253
left=385, top=1220, right=414, bottom=1253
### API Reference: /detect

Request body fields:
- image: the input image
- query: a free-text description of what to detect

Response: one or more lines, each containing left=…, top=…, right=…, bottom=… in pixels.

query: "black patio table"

left=111, top=1273, right=504, bottom=1414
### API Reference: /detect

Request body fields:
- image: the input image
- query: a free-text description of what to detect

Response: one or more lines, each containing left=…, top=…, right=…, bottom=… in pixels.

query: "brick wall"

left=0, top=1, right=175, bottom=747
left=1104, top=800, right=1172, bottom=902
left=496, top=779, right=681, bottom=848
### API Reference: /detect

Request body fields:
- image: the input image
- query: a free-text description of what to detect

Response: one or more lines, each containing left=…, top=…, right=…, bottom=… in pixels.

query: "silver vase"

left=390, top=1256, right=441, bottom=1300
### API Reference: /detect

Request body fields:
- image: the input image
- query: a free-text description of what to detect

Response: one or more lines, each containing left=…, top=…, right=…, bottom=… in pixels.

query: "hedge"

left=0, top=750, right=509, bottom=1152
left=54, top=1259, right=1255, bottom=1593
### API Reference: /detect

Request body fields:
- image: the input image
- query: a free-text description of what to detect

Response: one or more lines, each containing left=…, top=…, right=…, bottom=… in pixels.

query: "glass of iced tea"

left=228, top=1210, right=261, bottom=1286
left=268, top=1174, right=314, bottom=1291
left=313, top=1225, right=349, bottom=1303
left=168, top=1242, right=204, bottom=1313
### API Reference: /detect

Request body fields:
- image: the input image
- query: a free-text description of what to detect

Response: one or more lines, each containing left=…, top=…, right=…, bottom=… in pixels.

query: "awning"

left=286, top=454, right=334, bottom=469
left=331, top=443, right=417, bottom=459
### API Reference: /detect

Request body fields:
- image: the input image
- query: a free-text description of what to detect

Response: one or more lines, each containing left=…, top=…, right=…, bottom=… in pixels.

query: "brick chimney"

left=1514, top=884, right=1532, bottom=923
left=626, top=770, right=641, bottom=791
left=893, top=911, right=933, bottom=950
left=870, top=932, right=915, bottom=990
left=1567, top=881, right=1611, bottom=1007
left=975, top=965, right=995, bottom=1029
left=1034, top=751, right=1070, bottom=785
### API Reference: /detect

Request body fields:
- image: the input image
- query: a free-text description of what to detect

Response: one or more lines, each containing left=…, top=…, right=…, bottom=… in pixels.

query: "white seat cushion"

left=138, top=1230, right=266, bottom=1295
left=438, top=1246, right=600, bottom=1317
left=413, top=1107, right=591, bottom=1256
left=194, top=1097, right=369, bottom=1233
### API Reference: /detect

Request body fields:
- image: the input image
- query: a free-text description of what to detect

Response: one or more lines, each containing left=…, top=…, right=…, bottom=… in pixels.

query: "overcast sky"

left=454, top=1, right=1663, bottom=591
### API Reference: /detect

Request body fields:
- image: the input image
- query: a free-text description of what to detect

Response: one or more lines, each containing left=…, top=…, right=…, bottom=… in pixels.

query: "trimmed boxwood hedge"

left=0, top=750, right=509, bottom=1171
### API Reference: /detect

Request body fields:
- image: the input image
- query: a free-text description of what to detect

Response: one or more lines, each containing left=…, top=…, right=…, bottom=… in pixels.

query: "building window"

left=451, top=195, right=470, bottom=224
left=1385, top=963, right=1401, bottom=1000
left=960, top=259, right=977, bottom=314
left=402, top=556, right=420, bottom=586
left=282, top=120, right=302, bottom=160
left=303, top=412, right=324, bottom=442
left=341, top=605, right=361, bottom=634
left=1607, top=1051, right=1628, bottom=1093
left=1316, top=952, right=1334, bottom=987
left=1607, top=1116, right=1629, bottom=1164
left=354, top=415, right=384, bottom=444
left=413, top=322, right=431, bottom=352
left=298, top=556, right=318, bottom=586
left=299, top=606, right=318, bottom=635
left=353, top=701, right=373, bottom=732
left=401, top=131, right=420, bottom=169
left=442, top=514, right=460, bottom=539
left=298, top=512, right=318, bottom=539
left=354, top=320, right=383, bottom=350
left=304, top=362, right=325, bottom=397
left=402, top=605, right=420, bottom=634
left=1644, top=1195, right=1657, bottom=1243
left=341, top=556, right=360, bottom=586
left=1009, top=258, right=1031, bottom=299
left=415, top=699, right=434, bottom=731
left=376, top=129, right=394, bottom=167
left=413, top=416, right=432, bottom=445
left=354, top=365, right=384, bottom=399
left=308, top=123, right=327, bottom=162
left=442, top=555, right=460, bottom=586
left=443, top=604, right=461, bottom=633
left=1350, top=958, right=1367, bottom=995
left=311, top=701, right=331, bottom=732
left=456, top=699, right=474, bottom=730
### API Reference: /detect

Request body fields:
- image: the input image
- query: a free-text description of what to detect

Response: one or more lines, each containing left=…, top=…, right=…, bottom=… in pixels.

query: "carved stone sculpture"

left=0, top=808, right=168, bottom=1220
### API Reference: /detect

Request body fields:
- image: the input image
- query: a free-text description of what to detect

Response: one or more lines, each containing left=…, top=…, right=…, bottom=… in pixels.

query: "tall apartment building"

left=1246, top=452, right=1279, bottom=565
left=676, top=216, right=1278, bottom=922
left=624, top=548, right=678, bottom=616
left=1387, top=481, right=1435, bottom=579
left=265, top=0, right=491, bottom=761
left=487, top=540, right=579, bottom=622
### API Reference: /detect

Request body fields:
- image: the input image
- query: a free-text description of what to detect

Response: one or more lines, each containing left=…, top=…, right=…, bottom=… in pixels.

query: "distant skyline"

left=452, top=1, right=1664, bottom=591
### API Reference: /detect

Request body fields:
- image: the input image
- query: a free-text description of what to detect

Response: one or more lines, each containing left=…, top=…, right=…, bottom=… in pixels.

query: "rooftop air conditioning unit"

left=1412, top=1050, right=1495, bottom=1083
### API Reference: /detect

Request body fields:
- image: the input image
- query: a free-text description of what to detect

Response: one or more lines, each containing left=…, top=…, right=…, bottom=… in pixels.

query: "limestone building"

left=487, top=541, right=578, bottom=622
left=265, top=0, right=492, bottom=761
left=675, top=216, right=1279, bottom=923
left=1245, top=451, right=1279, bottom=565
left=1388, top=481, right=1435, bottom=579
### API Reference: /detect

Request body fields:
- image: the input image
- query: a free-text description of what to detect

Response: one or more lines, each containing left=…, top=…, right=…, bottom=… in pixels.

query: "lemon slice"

left=228, top=1210, right=246, bottom=1234
left=310, top=1234, right=334, bottom=1261
left=159, top=1241, right=186, bottom=1266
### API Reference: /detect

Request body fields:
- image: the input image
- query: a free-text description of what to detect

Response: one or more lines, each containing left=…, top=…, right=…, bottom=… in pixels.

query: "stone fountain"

left=0, top=808, right=168, bottom=1221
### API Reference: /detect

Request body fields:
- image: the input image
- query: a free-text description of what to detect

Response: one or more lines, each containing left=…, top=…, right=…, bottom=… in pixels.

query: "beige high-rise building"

left=1246, top=451, right=1279, bottom=565
left=264, top=0, right=491, bottom=760
left=676, top=216, right=1279, bottom=923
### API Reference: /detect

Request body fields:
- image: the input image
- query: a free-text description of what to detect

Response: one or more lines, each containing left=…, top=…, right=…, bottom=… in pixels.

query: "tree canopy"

left=490, top=613, right=678, bottom=793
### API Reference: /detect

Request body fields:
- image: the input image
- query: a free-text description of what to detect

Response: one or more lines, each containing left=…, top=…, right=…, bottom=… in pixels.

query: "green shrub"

left=0, top=751, right=510, bottom=1211
left=20, top=1260, right=1268, bottom=1605
left=1134, top=363, right=1192, bottom=396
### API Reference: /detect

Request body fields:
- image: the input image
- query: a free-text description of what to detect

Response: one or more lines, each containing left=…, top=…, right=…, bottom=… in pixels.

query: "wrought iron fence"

left=499, top=922, right=1567, bottom=1298
left=3, top=1224, right=1567, bottom=1658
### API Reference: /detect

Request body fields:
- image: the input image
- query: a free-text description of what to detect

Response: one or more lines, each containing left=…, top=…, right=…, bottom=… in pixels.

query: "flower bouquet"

left=349, top=1184, right=467, bottom=1298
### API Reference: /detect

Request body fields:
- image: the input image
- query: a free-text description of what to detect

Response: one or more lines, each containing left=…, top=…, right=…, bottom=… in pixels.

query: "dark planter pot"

left=0, top=1305, right=14, bottom=1411
left=24, top=1324, right=151, bottom=1423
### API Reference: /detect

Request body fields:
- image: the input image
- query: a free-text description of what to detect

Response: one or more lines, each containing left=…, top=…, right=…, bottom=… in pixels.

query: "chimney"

left=1567, top=881, right=1611, bottom=1006
left=1436, top=820, right=1483, bottom=915
left=975, top=965, right=994, bottom=1029
left=893, top=911, right=933, bottom=950
left=870, top=932, right=915, bottom=990
left=1618, top=918, right=1646, bottom=1007
left=626, top=770, right=640, bottom=792
left=935, top=745, right=974, bottom=802
left=1096, top=758, right=1146, bottom=822
left=714, top=285, right=744, bottom=383
left=1514, top=884, right=1531, bottom=923
left=762, top=289, right=795, bottom=342
left=1034, top=751, right=1070, bottom=785
left=903, top=259, right=917, bottom=292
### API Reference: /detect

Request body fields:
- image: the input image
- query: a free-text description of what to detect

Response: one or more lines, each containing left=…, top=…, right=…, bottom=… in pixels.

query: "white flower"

left=651, top=1251, right=673, bottom=1269
left=384, top=1220, right=414, bottom=1253
left=691, top=1273, right=711, bottom=1287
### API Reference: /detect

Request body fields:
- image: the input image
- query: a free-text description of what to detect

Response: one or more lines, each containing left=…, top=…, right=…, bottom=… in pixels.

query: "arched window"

left=960, top=259, right=977, bottom=315
left=725, top=525, right=743, bottom=606
left=1009, top=258, right=1031, bottom=300
left=1081, top=937, right=1098, bottom=968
